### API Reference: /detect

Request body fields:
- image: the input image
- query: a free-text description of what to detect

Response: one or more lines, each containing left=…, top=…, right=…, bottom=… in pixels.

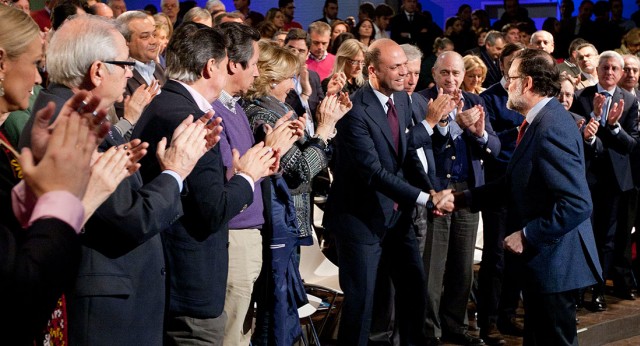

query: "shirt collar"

left=370, top=80, right=393, bottom=109
left=175, top=80, right=213, bottom=113
left=524, top=97, right=553, bottom=124
left=308, top=50, right=328, bottom=62
left=218, top=89, right=241, bottom=113
left=596, top=84, right=617, bottom=96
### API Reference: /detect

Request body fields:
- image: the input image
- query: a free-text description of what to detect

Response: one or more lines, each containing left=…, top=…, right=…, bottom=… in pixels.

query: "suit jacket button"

left=446, top=173, right=451, bottom=178
left=161, top=267, right=166, bottom=276
left=451, top=155, right=456, bottom=160
left=446, top=144, right=452, bottom=148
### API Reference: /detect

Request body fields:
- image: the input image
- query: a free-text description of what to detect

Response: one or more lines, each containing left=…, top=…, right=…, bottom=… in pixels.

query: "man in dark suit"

left=389, top=0, right=433, bottom=60
left=570, top=50, right=639, bottom=310
left=417, top=51, right=500, bottom=346
left=468, top=31, right=505, bottom=89
left=477, top=42, right=525, bottom=344
left=457, top=47, right=602, bottom=346
left=285, top=29, right=324, bottom=122
left=314, top=0, right=340, bottom=25
left=323, top=38, right=451, bottom=346
left=132, top=23, right=276, bottom=345
left=19, top=16, right=220, bottom=346
left=114, top=11, right=167, bottom=124
left=1, top=92, right=110, bottom=345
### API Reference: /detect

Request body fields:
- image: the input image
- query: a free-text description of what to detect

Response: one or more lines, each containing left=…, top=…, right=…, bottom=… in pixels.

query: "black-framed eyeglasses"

left=104, top=59, right=135, bottom=71
left=505, top=75, right=526, bottom=83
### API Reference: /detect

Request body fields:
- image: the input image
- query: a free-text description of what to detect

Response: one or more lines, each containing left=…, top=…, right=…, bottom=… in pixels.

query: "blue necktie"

left=599, top=91, right=611, bottom=126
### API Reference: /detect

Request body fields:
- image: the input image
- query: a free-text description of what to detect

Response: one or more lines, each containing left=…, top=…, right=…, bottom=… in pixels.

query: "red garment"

left=30, top=8, right=51, bottom=32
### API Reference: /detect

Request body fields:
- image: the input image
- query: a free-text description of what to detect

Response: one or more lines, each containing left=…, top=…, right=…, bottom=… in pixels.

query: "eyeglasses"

left=505, top=75, right=525, bottom=83
left=347, top=59, right=365, bottom=67
left=104, top=59, right=135, bottom=71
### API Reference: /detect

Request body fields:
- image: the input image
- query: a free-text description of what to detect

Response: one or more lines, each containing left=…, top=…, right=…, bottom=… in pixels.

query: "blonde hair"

left=247, top=40, right=300, bottom=100
left=153, top=12, right=174, bottom=38
left=0, top=5, right=40, bottom=60
left=330, top=39, right=367, bottom=87
left=462, top=54, right=487, bottom=92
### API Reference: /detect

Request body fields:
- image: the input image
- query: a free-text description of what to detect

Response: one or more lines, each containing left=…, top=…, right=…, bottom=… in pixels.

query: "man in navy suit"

left=324, top=38, right=451, bottom=346
left=570, top=50, right=640, bottom=310
left=468, top=31, right=506, bottom=89
left=458, top=48, right=602, bottom=345
left=132, top=23, right=276, bottom=345
left=417, top=51, right=500, bottom=346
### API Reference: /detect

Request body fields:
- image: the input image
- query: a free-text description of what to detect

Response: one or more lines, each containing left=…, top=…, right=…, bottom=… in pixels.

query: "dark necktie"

left=408, top=14, right=413, bottom=23
left=387, top=98, right=400, bottom=153
left=599, top=91, right=611, bottom=126
left=516, top=119, right=529, bottom=146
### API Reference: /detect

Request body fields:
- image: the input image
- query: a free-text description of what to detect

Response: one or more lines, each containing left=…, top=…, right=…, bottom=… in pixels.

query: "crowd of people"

left=1, top=0, right=640, bottom=345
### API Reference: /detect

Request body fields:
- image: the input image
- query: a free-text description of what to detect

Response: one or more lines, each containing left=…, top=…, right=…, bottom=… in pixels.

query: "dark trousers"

left=612, top=188, right=639, bottom=290
left=522, top=288, right=578, bottom=346
left=424, top=182, right=479, bottom=337
left=335, top=215, right=427, bottom=346
left=591, top=182, right=622, bottom=282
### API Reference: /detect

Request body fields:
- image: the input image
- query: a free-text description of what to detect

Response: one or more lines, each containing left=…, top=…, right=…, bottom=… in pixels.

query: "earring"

left=0, top=78, right=4, bottom=97
left=270, top=83, right=277, bottom=89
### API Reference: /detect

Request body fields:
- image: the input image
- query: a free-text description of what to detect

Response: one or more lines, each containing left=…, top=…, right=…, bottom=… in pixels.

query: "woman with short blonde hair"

left=462, top=54, right=487, bottom=94
left=246, top=41, right=300, bottom=100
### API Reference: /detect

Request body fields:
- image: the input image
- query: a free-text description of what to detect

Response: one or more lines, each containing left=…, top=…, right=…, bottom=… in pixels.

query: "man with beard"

left=454, top=48, right=602, bottom=346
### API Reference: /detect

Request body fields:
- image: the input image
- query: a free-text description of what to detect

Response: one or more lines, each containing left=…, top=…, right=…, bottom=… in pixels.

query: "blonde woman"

left=244, top=41, right=351, bottom=240
left=462, top=54, right=487, bottom=94
left=321, top=38, right=367, bottom=94
left=153, top=13, right=173, bottom=66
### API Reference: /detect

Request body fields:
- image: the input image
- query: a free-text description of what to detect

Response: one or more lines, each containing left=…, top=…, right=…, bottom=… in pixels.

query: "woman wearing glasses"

left=321, top=39, right=367, bottom=94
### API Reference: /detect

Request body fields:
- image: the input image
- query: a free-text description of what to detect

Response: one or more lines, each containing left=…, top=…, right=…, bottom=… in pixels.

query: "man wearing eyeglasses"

left=417, top=50, right=500, bottom=346
left=115, top=11, right=166, bottom=136
left=20, top=15, right=220, bottom=346
left=571, top=50, right=640, bottom=311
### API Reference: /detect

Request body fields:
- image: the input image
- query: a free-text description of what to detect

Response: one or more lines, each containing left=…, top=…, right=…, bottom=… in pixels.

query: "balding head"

left=433, top=51, right=465, bottom=94
left=530, top=30, right=554, bottom=53
left=366, top=38, right=408, bottom=95
left=91, top=3, right=114, bottom=18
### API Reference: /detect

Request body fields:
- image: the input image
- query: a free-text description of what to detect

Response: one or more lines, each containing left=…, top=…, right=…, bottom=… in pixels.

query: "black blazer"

left=0, top=219, right=81, bottom=345
left=23, top=83, right=184, bottom=345
left=132, top=80, right=254, bottom=318
left=286, top=69, right=324, bottom=119
left=323, top=84, right=425, bottom=243
left=404, top=92, right=436, bottom=193
left=417, top=87, right=501, bottom=191
left=570, top=85, right=639, bottom=192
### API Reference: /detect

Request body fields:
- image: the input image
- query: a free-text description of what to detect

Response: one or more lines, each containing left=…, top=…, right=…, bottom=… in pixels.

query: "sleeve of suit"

left=611, top=98, right=640, bottom=153
left=82, top=173, right=183, bottom=248
left=521, top=123, right=593, bottom=249
left=405, top=122, right=435, bottom=192
left=341, top=108, right=424, bottom=205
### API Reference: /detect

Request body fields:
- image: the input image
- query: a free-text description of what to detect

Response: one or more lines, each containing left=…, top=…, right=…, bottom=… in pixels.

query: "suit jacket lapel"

left=394, top=92, right=408, bottom=162
left=362, top=85, right=397, bottom=157
left=509, top=101, right=550, bottom=168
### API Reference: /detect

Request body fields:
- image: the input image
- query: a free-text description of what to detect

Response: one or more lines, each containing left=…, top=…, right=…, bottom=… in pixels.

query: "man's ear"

left=88, top=60, right=105, bottom=87
left=203, top=58, right=217, bottom=78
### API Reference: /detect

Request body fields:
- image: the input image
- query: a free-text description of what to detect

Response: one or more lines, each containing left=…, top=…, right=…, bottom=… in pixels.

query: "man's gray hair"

left=205, top=0, right=225, bottom=13
left=47, top=15, right=121, bottom=88
left=183, top=7, right=210, bottom=23
left=599, top=50, right=625, bottom=68
left=115, top=10, right=148, bottom=41
left=485, top=30, right=503, bottom=46
left=530, top=30, right=554, bottom=44
left=401, top=44, right=423, bottom=62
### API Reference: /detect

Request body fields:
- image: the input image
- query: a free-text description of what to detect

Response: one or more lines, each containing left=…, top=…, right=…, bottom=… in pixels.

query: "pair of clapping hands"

left=425, top=88, right=486, bottom=138
left=21, top=91, right=224, bottom=223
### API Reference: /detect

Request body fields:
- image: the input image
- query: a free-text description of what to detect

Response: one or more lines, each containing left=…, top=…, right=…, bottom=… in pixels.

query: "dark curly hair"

left=516, top=48, right=560, bottom=97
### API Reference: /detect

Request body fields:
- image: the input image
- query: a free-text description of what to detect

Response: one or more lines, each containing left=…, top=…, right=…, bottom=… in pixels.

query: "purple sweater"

left=212, top=99, right=265, bottom=229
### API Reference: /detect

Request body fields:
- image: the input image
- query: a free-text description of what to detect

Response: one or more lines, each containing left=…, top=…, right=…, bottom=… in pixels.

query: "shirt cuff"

left=11, top=180, right=35, bottom=229
left=475, top=131, right=488, bottom=145
left=236, top=173, right=255, bottom=192
left=611, top=126, right=621, bottom=135
left=416, top=191, right=431, bottom=207
left=421, top=119, right=434, bottom=136
left=585, top=136, right=597, bottom=145
left=113, top=118, right=133, bottom=137
left=162, top=170, right=184, bottom=192
left=29, top=191, right=84, bottom=234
